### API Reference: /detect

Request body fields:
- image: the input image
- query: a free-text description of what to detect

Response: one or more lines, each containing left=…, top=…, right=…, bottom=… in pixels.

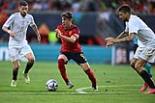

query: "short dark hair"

left=117, top=4, right=131, bottom=14
left=19, top=0, right=28, bottom=6
left=61, top=11, right=72, bottom=19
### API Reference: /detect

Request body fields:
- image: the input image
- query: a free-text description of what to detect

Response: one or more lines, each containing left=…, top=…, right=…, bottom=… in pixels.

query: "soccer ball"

left=46, top=79, right=58, bottom=91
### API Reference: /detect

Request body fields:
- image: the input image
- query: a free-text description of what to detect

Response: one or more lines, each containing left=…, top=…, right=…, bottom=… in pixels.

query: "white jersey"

left=133, top=36, right=145, bottom=47
left=125, top=15, right=155, bottom=47
left=2, top=12, right=36, bottom=47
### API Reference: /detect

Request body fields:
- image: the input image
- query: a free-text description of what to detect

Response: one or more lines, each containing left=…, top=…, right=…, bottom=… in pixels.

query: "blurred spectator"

left=148, top=0, right=155, bottom=15
left=80, top=0, right=99, bottom=12
left=0, top=0, right=155, bottom=14
left=0, top=0, right=155, bottom=44
left=31, top=0, right=49, bottom=11
left=0, top=9, right=8, bottom=26
left=32, top=0, right=42, bottom=10
left=38, top=23, right=50, bottom=44
left=72, top=0, right=81, bottom=12
left=49, top=0, right=71, bottom=11
left=7, top=0, right=18, bottom=11
left=0, top=0, right=8, bottom=10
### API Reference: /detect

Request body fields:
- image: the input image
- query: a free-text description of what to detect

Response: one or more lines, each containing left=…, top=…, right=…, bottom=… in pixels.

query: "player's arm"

left=2, top=26, right=16, bottom=37
left=113, top=33, right=135, bottom=43
left=30, top=24, right=41, bottom=42
left=30, top=15, right=41, bottom=42
left=116, top=31, right=128, bottom=39
left=61, top=34, right=78, bottom=43
left=56, top=29, right=79, bottom=43
left=105, top=31, right=128, bottom=46
left=2, top=14, right=15, bottom=37
left=55, top=29, right=60, bottom=39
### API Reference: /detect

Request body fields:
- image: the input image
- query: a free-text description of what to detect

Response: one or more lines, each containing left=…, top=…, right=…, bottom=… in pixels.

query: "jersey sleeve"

left=2, top=14, right=15, bottom=28
left=128, top=19, right=139, bottom=34
left=72, top=27, right=80, bottom=38
left=56, top=25, right=61, bottom=30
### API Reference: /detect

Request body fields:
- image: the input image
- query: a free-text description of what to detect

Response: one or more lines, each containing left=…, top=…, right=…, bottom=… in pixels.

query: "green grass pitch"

left=0, top=61, right=155, bottom=103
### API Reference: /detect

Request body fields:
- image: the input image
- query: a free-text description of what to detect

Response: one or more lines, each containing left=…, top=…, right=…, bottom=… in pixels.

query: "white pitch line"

left=75, top=84, right=140, bottom=94
left=76, top=86, right=91, bottom=94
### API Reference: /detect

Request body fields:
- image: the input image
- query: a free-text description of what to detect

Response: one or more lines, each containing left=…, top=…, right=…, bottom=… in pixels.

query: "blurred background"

left=0, top=0, right=155, bottom=64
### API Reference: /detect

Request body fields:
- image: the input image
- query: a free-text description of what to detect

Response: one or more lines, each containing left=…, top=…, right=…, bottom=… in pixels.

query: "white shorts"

left=134, top=47, right=155, bottom=63
left=8, top=44, right=35, bottom=62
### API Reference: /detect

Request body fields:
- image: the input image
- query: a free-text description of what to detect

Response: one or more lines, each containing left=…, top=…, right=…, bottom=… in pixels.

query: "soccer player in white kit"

left=2, top=0, right=41, bottom=87
left=106, top=5, right=155, bottom=94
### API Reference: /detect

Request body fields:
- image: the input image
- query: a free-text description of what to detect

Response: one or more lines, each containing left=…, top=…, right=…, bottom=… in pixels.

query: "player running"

left=106, top=5, right=155, bottom=94
left=2, top=0, right=40, bottom=87
left=55, top=11, right=97, bottom=90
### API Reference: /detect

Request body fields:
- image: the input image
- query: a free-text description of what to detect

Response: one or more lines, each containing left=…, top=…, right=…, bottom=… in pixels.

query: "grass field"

left=0, top=61, right=155, bottom=103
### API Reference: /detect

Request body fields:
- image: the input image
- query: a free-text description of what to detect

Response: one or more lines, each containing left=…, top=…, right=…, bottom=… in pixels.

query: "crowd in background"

left=0, top=0, right=155, bottom=45
left=0, top=0, right=155, bottom=14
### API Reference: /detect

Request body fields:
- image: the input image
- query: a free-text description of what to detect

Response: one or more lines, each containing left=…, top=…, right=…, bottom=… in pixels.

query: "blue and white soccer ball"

left=46, top=79, right=58, bottom=91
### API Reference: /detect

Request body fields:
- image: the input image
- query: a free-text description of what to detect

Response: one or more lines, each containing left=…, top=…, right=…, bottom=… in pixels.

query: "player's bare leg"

left=81, top=63, right=97, bottom=90
left=58, top=55, right=74, bottom=89
left=11, top=60, right=20, bottom=87
left=23, top=53, right=34, bottom=84
left=131, top=59, right=155, bottom=94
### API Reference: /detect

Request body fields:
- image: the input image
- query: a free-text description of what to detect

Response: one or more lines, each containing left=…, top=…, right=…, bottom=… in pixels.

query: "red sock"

left=85, top=69, right=96, bottom=86
left=58, top=59, right=69, bottom=84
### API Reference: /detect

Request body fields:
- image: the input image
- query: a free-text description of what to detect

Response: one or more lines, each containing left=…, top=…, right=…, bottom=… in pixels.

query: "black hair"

left=117, top=4, right=131, bottom=14
left=61, top=11, right=72, bottom=19
left=19, top=0, right=28, bottom=6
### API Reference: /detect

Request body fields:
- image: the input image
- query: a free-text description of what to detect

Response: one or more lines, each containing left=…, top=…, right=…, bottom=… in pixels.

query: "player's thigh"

left=134, top=59, right=146, bottom=72
left=130, top=58, right=137, bottom=67
left=58, top=54, right=68, bottom=63
left=8, top=47, right=20, bottom=61
left=12, top=60, right=20, bottom=69
left=21, top=45, right=35, bottom=61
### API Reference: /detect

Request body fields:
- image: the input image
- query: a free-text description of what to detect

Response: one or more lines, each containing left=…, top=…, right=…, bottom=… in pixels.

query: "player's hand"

left=8, top=30, right=16, bottom=37
left=105, top=37, right=115, bottom=46
left=55, top=29, right=62, bottom=37
left=55, top=29, right=60, bottom=38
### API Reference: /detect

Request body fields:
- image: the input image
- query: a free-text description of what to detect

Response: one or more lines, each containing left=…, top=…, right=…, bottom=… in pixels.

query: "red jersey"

left=57, top=24, right=82, bottom=52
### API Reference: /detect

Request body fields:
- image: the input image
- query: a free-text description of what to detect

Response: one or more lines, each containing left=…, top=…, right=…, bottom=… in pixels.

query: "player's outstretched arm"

left=113, top=33, right=134, bottom=43
left=105, top=33, right=134, bottom=46
left=105, top=31, right=129, bottom=46
left=116, top=31, right=129, bottom=39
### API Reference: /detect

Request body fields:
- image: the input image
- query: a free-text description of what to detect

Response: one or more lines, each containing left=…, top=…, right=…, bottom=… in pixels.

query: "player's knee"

left=13, top=63, right=20, bottom=69
left=134, top=63, right=142, bottom=70
left=58, top=59, right=66, bottom=70
left=130, top=62, right=135, bottom=69
left=58, top=59, right=65, bottom=64
left=27, top=57, right=35, bottom=63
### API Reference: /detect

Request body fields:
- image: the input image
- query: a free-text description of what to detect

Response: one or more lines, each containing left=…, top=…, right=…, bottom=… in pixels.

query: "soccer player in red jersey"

left=55, top=11, right=97, bottom=90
